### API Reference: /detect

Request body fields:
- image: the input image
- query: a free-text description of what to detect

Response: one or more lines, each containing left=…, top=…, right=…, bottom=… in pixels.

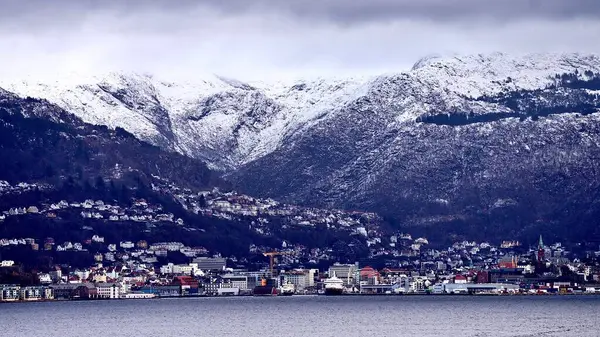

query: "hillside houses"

left=150, top=178, right=384, bottom=239
left=1, top=194, right=177, bottom=227
left=0, top=181, right=51, bottom=196
left=0, top=177, right=400, bottom=270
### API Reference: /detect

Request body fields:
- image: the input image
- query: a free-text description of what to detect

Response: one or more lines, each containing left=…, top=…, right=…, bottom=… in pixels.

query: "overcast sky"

left=1, top=0, right=599, bottom=81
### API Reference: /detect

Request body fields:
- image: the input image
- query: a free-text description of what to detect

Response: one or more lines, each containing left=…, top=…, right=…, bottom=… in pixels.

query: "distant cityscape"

left=2, top=179, right=600, bottom=302
left=2, top=223, right=600, bottom=301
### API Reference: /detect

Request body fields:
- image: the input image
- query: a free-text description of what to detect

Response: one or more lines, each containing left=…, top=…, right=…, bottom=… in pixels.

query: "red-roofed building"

left=173, top=276, right=199, bottom=295
left=476, top=271, right=490, bottom=284
left=359, top=266, right=381, bottom=284
left=173, top=276, right=199, bottom=287
left=498, top=255, right=518, bottom=269
left=454, top=275, right=467, bottom=284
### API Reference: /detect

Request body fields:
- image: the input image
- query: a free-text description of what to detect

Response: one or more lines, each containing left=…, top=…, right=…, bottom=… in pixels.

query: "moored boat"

left=253, top=278, right=279, bottom=296
left=279, top=282, right=295, bottom=296
left=323, top=273, right=344, bottom=295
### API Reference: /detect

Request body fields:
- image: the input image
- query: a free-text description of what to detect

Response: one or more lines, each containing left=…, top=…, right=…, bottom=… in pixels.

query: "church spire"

left=537, top=235, right=545, bottom=263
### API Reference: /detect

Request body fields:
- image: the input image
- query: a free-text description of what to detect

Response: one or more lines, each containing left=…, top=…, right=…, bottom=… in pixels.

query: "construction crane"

left=263, top=250, right=294, bottom=277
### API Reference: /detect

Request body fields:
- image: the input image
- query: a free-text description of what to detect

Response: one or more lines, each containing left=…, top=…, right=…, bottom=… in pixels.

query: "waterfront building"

left=476, top=271, right=490, bottom=283
left=359, top=266, right=380, bottom=284
left=328, top=263, right=358, bottom=286
left=20, top=286, right=45, bottom=301
left=173, top=276, right=200, bottom=295
left=44, top=287, right=54, bottom=300
left=0, top=285, right=21, bottom=301
left=222, top=274, right=249, bottom=291
left=51, top=283, right=97, bottom=300
left=410, top=277, right=429, bottom=293
left=359, top=283, right=397, bottom=294
left=432, top=283, right=520, bottom=294
left=203, top=280, right=220, bottom=296
left=96, top=283, right=121, bottom=299
left=123, top=292, right=155, bottom=299
left=244, top=273, right=262, bottom=290
left=139, top=285, right=181, bottom=297
left=489, top=268, right=525, bottom=284
left=282, top=269, right=316, bottom=291
left=217, top=287, right=239, bottom=296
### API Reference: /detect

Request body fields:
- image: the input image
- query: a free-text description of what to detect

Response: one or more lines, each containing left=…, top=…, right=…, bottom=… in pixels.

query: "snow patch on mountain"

left=1, top=53, right=599, bottom=170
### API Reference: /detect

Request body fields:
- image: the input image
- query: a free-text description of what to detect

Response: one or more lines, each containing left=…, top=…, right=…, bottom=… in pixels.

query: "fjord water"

left=2, top=296, right=599, bottom=336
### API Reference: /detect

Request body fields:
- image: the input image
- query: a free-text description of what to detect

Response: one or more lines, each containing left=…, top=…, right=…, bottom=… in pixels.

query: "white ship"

left=323, top=273, right=344, bottom=295
left=279, top=282, right=295, bottom=296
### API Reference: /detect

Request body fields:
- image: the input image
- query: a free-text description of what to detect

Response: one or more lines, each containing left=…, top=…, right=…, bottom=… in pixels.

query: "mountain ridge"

left=4, top=52, right=599, bottom=171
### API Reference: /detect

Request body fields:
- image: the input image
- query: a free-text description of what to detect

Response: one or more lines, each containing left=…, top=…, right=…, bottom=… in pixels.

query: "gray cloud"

left=224, top=0, right=600, bottom=24
left=2, top=0, right=600, bottom=27
left=0, top=0, right=599, bottom=81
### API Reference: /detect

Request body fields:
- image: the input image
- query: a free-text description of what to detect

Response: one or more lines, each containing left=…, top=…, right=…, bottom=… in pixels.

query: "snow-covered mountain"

left=4, top=52, right=598, bottom=172
left=0, top=71, right=369, bottom=170
left=227, top=53, right=600, bottom=242
left=3, top=52, right=600, bottom=241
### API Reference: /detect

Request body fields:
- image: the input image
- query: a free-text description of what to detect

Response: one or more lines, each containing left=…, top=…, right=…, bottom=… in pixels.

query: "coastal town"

left=2, top=227, right=600, bottom=301
left=1, top=179, right=600, bottom=302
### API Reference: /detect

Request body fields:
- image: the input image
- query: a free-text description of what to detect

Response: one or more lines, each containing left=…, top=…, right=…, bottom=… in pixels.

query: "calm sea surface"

left=1, top=295, right=599, bottom=337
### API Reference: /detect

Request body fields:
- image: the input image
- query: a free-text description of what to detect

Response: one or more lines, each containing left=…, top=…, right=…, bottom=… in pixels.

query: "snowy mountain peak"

left=412, top=52, right=600, bottom=72
left=411, top=53, right=446, bottom=70
left=1, top=52, right=599, bottom=170
left=403, top=52, right=600, bottom=101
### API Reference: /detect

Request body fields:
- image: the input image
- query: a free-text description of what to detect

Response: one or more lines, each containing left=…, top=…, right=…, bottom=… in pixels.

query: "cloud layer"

left=4, top=0, right=600, bottom=24
left=1, top=0, right=599, bottom=81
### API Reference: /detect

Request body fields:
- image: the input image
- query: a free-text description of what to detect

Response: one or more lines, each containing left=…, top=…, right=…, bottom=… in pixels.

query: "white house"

left=96, top=283, right=121, bottom=299
left=1, top=260, right=15, bottom=267
left=92, top=235, right=105, bottom=243
left=120, top=241, right=135, bottom=249
left=38, top=273, right=52, bottom=284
